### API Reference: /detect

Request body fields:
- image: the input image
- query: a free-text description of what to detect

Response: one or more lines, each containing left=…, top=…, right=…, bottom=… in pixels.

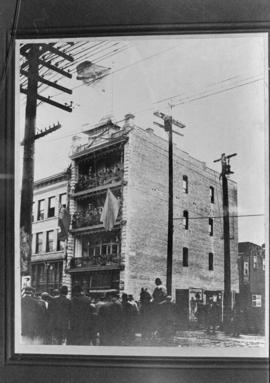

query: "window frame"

left=37, top=199, right=45, bottom=221
left=35, top=232, right=43, bottom=254
left=47, top=196, right=56, bottom=218
left=46, top=230, right=54, bottom=252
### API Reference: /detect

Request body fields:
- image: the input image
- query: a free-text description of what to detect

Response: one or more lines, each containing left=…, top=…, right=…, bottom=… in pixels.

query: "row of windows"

left=182, top=176, right=215, bottom=203
left=33, top=193, right=67, bottom=221
left=34, top=230, right=65, bottom=254
left=183, top=211, right=214, bottom=235
left=182, top=248, right=214, bottom=270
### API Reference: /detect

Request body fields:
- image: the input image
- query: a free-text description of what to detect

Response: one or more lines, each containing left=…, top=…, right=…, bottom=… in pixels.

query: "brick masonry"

left=123, top=126, right=239, bottom=299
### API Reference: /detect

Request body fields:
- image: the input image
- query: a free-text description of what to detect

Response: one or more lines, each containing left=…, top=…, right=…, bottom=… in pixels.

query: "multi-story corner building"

left=64, top=114, right=239, bottom=324
left=238, top=242, right=265, bottom=333
left=31, top=171, right=69, bottom=293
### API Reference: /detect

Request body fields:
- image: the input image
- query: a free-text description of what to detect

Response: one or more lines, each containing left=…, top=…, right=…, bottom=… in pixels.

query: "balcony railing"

left=72, top=206, right=122, bottom=229
left=69, top=254, right=121, bottom=268
left=74, top=166, right=124, bottom=193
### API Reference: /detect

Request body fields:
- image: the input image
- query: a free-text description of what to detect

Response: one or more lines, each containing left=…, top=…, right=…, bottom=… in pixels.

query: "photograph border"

left=1, top=0, right=269, bottom=381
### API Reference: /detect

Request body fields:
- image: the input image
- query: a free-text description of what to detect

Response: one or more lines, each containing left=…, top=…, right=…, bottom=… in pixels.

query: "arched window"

left=210, top=186, right=215, bottom=203
left=183, top=247, right=189, bottom=267
left=183, top=210, right=189, bottom=230
left=208, top=218, right=213, bottom=236
left=183, top=175, right=188, bottom=193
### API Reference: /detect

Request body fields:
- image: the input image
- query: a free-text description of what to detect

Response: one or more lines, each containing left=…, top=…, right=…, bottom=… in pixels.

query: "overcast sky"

left=18, top=33, right=268, bottom=246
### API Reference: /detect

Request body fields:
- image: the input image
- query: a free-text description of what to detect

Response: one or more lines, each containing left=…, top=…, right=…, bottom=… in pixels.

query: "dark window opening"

left=208, top=218, right=213, bottom=236
left=209, top=252, right=214, bottom=270
left=183, top=247, right=189, bottom=267
left=210, top=186, right=215, bottom=203
left=46, top=230, right=54, bottom=252
left=35, top=232, right=43, bottom=253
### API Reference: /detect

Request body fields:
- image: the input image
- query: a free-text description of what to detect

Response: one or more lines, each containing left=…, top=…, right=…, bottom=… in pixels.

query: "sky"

left=18, top=33, right=268, bottom=246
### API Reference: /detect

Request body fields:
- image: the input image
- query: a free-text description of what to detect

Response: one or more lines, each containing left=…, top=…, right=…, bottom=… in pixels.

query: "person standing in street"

left=69, top=285, right=96, bottom=345
left=21, top=286, right=45, bottom=344
left=48, top=285, right=71, bottom=345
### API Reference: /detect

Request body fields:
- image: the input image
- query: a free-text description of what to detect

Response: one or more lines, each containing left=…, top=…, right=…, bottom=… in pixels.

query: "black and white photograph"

left=15, top=34, right=268, bottom=357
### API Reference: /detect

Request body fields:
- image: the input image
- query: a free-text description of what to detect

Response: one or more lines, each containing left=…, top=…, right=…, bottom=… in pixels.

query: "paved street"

left=134, top=330, right=266, bottom=348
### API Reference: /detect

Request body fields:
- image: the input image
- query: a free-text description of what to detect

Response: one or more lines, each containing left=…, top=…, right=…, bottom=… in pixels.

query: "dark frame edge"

left=2, top=14, right=269, bottom=377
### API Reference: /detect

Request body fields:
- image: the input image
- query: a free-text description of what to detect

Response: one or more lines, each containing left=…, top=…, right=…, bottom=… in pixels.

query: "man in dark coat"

left=69, top=285, right=96, bottom=345
left=48, top=285, right=71, bottom=345
left=98, top=292, right=123, bottom=346
left=206, top=297, right=219, bottom=334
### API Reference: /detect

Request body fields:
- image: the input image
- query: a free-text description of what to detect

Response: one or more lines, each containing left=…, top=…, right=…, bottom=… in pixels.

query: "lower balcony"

left=68, top=254, right=122, bottom=272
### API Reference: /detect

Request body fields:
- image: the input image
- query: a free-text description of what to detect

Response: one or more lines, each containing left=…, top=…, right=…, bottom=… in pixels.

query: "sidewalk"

left=134, top=330, right=266, bottom=348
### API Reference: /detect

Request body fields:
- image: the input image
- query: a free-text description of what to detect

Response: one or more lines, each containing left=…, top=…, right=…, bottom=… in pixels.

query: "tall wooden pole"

left=222, top=162, right=231, bottom=332
left=20, top=45, right=39, bottom=276
left=166, top=116, right=173, bottom=296
left=214, top=152, right=237, bottom=332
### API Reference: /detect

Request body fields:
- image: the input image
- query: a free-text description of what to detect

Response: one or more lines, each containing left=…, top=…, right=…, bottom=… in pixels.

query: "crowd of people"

left=21, top=278, right=241, bottom=346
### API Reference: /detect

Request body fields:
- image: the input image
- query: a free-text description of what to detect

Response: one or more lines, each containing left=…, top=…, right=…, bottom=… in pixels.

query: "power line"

left=32, top=73, right=264, bottom=145
left=173, top=213, right=264, bottom=220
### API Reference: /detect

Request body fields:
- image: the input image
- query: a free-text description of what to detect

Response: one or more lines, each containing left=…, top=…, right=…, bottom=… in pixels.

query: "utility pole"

left=20, top=43, right=74, bottom=277
left=214, top=152, right=237, bottom=333
left=154, top=111, right=185, bottom=295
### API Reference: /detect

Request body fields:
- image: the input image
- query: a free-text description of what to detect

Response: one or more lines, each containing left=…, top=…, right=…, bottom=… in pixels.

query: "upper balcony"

left=74, top=163, right=124, bottom=194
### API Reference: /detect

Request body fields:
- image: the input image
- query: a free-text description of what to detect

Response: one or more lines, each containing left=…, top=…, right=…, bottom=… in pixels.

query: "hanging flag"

left=58, top=205, right=71, bottom=241
left=100, top=189, right=120, bottom=231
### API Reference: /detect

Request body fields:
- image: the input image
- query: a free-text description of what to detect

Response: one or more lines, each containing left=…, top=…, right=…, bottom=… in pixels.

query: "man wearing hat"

left=48, top=285, right=71, bottom=345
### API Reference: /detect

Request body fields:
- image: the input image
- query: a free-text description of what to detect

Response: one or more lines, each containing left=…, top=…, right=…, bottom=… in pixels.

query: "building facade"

left=31, top=172, right=69, bottom=293
left=238, top=242, right=265, bottom=333
left=64, top=115, right=239, bottom=324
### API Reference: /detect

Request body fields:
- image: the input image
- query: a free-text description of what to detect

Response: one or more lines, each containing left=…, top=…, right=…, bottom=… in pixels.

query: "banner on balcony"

left=100, top=189, right=120, bottom=231
left=58, top=205, right=71, bottom=240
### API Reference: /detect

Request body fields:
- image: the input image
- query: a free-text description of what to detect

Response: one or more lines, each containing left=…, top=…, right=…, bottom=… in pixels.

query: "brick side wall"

left=124, top=127, right=239, bottom=300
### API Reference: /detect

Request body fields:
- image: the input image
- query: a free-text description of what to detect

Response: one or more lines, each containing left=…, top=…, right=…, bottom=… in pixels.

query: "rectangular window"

left=35, top=232, right=43, bottom=253
left=251, top=294, right=262, bottom=307
left=243, top=261, right=249, bottom=282
left=183, top=175, right=188, bottom=194
left=60, top=193, right=67, bottom=208
left=46, top=230, right=54, bottom=252
left=209, top=253, right=214, bottom=270
left=208, top=218, right=213, bottom=236
left=32, top=202, right=35, bottom=222
left=253, top=255, right=258, bottom=269
left=183, top=210, right=189, bottom=230
left=210, top=186, right=215, bottom=203
left=48, top=196, right=56, bottom=218
left=183, top=247, right=188, bottom=267
left=37, top=199, right=45, bottom=220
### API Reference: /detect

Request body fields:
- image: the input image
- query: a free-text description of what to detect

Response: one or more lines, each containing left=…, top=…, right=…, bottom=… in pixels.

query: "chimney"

left=123, top=113, right=135, bottom=129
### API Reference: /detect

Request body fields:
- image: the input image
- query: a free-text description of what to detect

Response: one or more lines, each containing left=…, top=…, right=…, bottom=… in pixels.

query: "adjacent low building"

left=238, top=242, right=265, bottom=333
left=31, top=172, right=69, bottom=293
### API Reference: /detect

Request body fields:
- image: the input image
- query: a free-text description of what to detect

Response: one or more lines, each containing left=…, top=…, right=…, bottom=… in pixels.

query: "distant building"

left=238, top=242, right=265, bottom=334
left=31, top=172, right=69, bottom=293
left=63, top=114, right=239, bottom=325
